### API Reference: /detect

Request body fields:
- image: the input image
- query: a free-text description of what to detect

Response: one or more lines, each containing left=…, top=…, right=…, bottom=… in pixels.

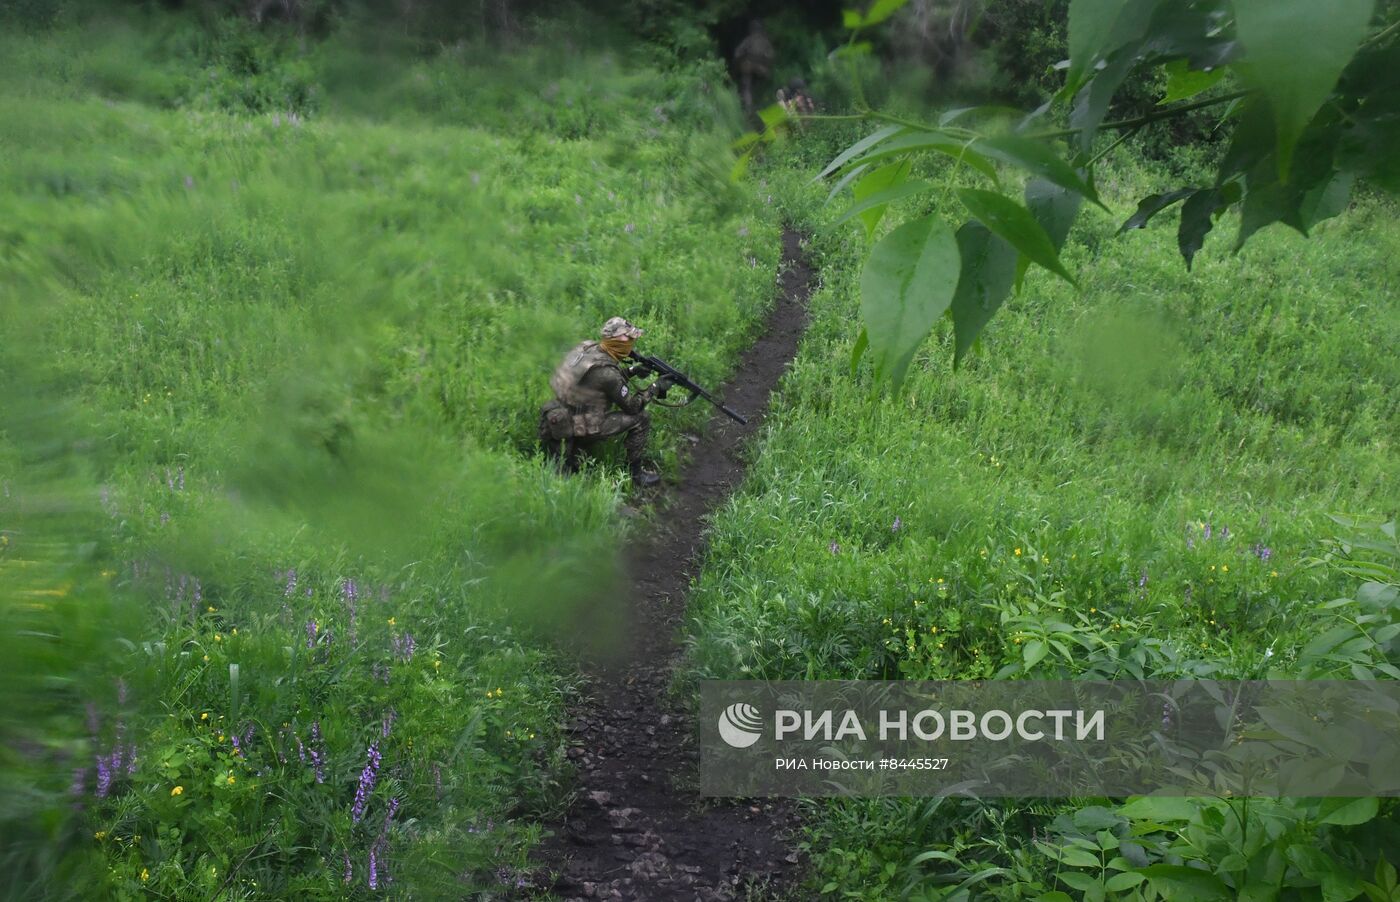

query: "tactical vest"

left=550, top=341, right=621, bottom=434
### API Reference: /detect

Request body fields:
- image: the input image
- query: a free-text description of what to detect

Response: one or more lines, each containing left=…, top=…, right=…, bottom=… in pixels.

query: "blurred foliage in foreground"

left=687, top=119, right=1400, bottom=898
left=0, top=5, right=781, bottom=897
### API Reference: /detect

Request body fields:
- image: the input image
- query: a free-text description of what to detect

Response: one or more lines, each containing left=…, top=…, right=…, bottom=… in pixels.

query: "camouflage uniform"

left=733, top=20, right=775, bottom=113
left=539, top=317, right=669, bottom=483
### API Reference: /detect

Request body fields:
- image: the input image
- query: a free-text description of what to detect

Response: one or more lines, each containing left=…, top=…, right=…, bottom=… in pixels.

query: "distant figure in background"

left=776, top=77, right=817, bottom=124
left=538, top=317, right=672, bottom=487
left=733, top=20, right=775, bottom=113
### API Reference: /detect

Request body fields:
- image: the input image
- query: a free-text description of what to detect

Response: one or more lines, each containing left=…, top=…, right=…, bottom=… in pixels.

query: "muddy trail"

left=532, top=229, right=815, bottom=901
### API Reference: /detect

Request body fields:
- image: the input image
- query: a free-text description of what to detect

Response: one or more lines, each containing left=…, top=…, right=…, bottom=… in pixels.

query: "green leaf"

left=1178, top=187, right=1226, bottom=269
left=1289, top=845, right=1365, bottom=902
left=851, top=162, right=912, bottom=239
left=975, top=135, right=1104, bottom=208
left=1106, top=873, right=1146, bottom=892
left=1315, top=796, right=1379, bottom=826
left=1161, top=58, right=1227, bottom=104
left=1299, top=171, right=1354, bottom=229
left=1118, top=796, right=1200, bottom=821
left=956, top=188, right=1076, bottom=286
left=826, top=163, right=870, bottom=204
left=815, top=124, right=905, bottom=181
left=1066, top=0, right=1155, bottom=97
left=1232, top=0, right=1374, bottom=179
left=859, top=213, right=960, bottom=389
left=842, top=9, right=864, bottom=29
left=1023, top=638, right=1049, bottom=668
left=1138, top=864, right=1231, bottom=901
left=1061, top=847, right=1102, bottom=868
left=1025, top=178, right=1084, bottom=251
left=832, top=180, right=935, bottom=229
left=1119, top=188, right=1195, bottom=233
left=1070, top=43, right=1139, bottom=155
left=839, top=131, right=1000, bottom=183
left=863, top=0, right=912, bottom=27
left=950, top=222, right=1017, bottom=366
left=850, top=326, right=869, bottom=376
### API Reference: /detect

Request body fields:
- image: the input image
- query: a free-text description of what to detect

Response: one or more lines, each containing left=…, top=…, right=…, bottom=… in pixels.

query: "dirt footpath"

left=533, top=229, right=815, bottom=901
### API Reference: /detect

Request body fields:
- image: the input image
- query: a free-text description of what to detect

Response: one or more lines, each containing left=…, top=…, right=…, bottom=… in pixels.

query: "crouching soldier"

left=539, top=317, right=673, bottom=487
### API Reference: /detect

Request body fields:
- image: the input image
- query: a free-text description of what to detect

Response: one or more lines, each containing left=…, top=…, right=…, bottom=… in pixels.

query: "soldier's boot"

left=623, top=414, right=659, bottom=487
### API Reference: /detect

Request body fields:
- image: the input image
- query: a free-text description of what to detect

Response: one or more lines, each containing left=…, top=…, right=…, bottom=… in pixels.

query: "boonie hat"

left=600, top=316, right=644, bottom=340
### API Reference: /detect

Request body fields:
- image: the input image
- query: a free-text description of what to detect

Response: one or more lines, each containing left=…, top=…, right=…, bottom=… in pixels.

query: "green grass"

left=684, top=144, right=1400, bottom=896
left=0, top=10, right=781, bottom=898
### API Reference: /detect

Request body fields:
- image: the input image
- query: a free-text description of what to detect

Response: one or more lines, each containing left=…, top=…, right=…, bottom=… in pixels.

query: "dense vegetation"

left=0, top=7, right=781, bottom=897
left=687, top=135, right=1400, bottom=896
left=2, top=1, right=1397, bottom=900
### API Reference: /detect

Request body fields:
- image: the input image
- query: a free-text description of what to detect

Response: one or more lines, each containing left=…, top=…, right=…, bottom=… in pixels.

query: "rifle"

left=628, top=351, right=748, bottom=425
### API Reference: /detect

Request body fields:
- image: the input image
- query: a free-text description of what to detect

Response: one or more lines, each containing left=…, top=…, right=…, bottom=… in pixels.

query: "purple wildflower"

left=284, top=569, right=297, bottom=597
left=368, top=847, right=379, bottom=890
left=381, top=709, right=397, bottom=739
left=828, top=541, right=840, bottom=555
left=1138, top=570, right=1149, bottom=588
left=1221, top=525, right=1229, bottom=539
left=125, top=744, right=138, bottom=776
left=351, top=742, right=382, bottom=823
left=306, top=620, right=318, bottom=649
left=95, top=754, right=113, bottom=798
left=391, top=633, right=416, bottom=662
left=1252, top=543, right=1273, bottom=562
left=1203, top=523, right=1212, bottom=540
left=343, top=852, right=353, bottom=884
left=309, top=722, right=326, bottom=783
left=891, top=517, right=902, bottom=532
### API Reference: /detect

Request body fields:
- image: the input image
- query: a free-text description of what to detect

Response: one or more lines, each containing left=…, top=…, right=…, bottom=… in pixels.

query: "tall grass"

left=684, top=141, right=1400, bottom=895
left=0, top=9, right=781, bottom=898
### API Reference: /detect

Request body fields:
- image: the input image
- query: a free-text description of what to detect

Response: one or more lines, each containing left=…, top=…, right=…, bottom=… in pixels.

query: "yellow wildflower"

left=1014, top=548, right=1022, bottom=556
left=434, top=660, right=441, bottom=669
left=1271, top=570, right=1278, bottom=578
left=226, top=775, right=235, bottom=785
left=213, top=633, right=222, bottom=642
left=202, top=655, right=209, bottom=663
left=140, top=868, right=149, bottom=882
left=1221, top=564, right=1229, bottom=573
left=207, top=606, right=217, bottom=613
left=231, top=628, right=237, bottom=635
left=95, top=831, right=106, bottom=841
left=200, top=712, right=209, bottom=720
left=387, top=617, right=396, bottom=626
left=171, top=786, right=183, bottom=796
left=217, top=734, right=224, bottom=742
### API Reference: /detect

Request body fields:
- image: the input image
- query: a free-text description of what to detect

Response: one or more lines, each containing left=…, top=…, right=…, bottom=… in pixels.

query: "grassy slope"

left=687, top=143, right=1399, bottom=893
left=0, top=12, right=782, bottom=899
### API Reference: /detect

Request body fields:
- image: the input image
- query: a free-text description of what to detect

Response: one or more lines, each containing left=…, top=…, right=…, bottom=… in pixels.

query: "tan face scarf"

left=599, top=337, right=636, bottom=361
